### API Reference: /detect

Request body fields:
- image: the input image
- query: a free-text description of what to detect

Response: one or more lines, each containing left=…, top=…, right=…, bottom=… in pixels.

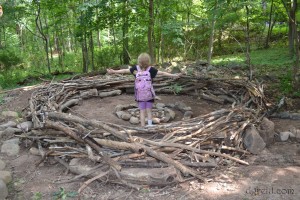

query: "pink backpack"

left=135, top=65, right=155, bottom=101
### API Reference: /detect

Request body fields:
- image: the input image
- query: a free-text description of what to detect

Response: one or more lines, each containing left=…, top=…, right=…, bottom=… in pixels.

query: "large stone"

left=152, top=118, right=160, bottom=124
left=0, top=179, right=8, bottom=200
left=287, top=126, right=300, bottom=142
left=155, top=103, right=165, bottom=109
left=1, top=111, right=19, bottom=118
left=29, top=147, right=40, bottom=156
left=0, top=121, right=17, bottom=130
left=183, top=111, right=193, bottom=120
left=279, top=131, right=292, bottom=141
left=116, top=111, right=131, bottom=121
left=257, top=117, right=275, bottom=146
left=0, top=160, right=5, bottom=170
left=129, top=117, right=139, bottom=124
left=1, top=138, right=20, bottom=156
left=175, top=102, right=191, bottom=112
left=0, top=171, right=12, bottom=184
left=164, top=108, right=176, bottom=119
left=243, top=125, right=266, bottom=154
left=161, top=114, right=171, bottom=123
left=0, top=127, right=22, bottom=140
left=17, top=121, right=33, bottom=132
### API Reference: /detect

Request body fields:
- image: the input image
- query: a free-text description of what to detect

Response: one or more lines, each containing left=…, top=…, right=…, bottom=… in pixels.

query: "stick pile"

left=25, top=74, right=272, bottom=189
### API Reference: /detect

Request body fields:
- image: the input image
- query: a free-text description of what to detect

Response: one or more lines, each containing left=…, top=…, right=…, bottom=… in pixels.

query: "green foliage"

left=52, top=52, right=82, bottom=73
left=250, top=47, right=294, bottom=70
left=212, top=46, right=297, bottom=96
left=212, top=55, right=245, bottom=67
left=32, top=192, right=43, bottom=200
left=0, top=94, right=4, bottom=105
left=169, top=83, right=182, bottom=94
left=95, top=46, right=120, bottom=69
left=271, top=26, right=289, bottom=42
left=0, top=69, right=24, bottom=89
left=0, top=49, right=23, bottom=71
left=279, top=72, right=293, bottom=95
left=53, top=187, right=78, bottom=200
left=213, top=47, right=293, bottom=71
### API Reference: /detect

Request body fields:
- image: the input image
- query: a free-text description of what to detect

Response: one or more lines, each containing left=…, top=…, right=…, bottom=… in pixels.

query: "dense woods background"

left=0, top=0, right=299, bottom=94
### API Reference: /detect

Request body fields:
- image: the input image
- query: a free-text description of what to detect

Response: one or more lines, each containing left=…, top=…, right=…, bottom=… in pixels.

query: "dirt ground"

left=0, top=86, right=300, bottom=200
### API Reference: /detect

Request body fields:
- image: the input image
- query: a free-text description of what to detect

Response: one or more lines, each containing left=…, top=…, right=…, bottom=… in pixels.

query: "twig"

left=78, top=169, right=111, bottom=194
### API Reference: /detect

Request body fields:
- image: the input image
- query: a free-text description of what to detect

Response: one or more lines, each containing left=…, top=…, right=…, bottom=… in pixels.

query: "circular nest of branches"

left=25, top=74, right=273, bottom=189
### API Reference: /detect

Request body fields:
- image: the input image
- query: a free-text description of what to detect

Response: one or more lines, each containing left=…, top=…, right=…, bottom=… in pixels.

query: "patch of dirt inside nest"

left=69, top=94, right=226, bottom=126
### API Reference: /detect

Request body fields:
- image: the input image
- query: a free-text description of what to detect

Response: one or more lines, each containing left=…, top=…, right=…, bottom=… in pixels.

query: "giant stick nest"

left=23, top=70, right=277, bottom=189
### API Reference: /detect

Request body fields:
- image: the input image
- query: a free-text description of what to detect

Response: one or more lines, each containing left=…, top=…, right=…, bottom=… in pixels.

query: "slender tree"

left=148, top=0, right=155, bottom=63
left=122, top=0, right=130, bottom=64
left=265, top=0, right=274, bottom=48
left=207, top=0, right=218, bottom=65
left=34, top=0, right=51, bottom=73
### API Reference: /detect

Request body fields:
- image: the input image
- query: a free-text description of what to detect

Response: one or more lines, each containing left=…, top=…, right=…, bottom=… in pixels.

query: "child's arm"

left=107, top=68, right=131, bottom=74
left=157, top=71, right=181, bottom=78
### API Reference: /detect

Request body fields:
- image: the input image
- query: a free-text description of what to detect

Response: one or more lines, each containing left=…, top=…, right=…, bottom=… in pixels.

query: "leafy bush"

left=0, top=49, right=23, bottom=71
left=0, top=69, right=26, bottom=89
left=95, top=46, right=120, bottom=69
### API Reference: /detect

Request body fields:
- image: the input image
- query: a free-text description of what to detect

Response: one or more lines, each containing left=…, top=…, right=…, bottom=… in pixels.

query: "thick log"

left=94, top=138, right=142, bottom=153
left=80, top=89, right=98, bottom=99
left=99, top=90, right=122, bottom=97
left=59, top=98, right=80, bottom=112
left=47, top=112, right=130, bottom=142
left=200, top=93, right=224, bottom=104
left=69, top=158, right=179, bottom=186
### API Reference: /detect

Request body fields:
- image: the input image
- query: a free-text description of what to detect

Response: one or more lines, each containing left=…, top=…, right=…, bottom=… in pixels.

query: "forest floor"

left=0, top=79, right=300, bottom=200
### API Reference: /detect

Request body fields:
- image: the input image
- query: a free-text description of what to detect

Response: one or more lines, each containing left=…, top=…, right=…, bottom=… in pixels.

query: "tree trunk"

left=122, top=0, right=130, bottom=65
left=245, top=5, right=252, bottom=80
left=292, top=0, right=299, bottom=87
left=60, top=25, right=66, bottom=67
left=97, top=30, right=101, bottom=49
left=281, top=0, right=295, bottom=57
left=265, top=0, right=274, bottom=48
left=148, top=0, right=155, bottom=63
left=96, top=0, right=101, bottom=49
left=89, top=33, right=95, bottom=71
left=68, top=28, right=73, bottom=52
left=160, top=31, right=164, bottom=64
left=0, top=27, right=2, bottom=48
left=82, top=32, right=89, bottom=73
left=55, top=31, right=63, bottom=68
left=35, top=1, right=51, bottom=73
left=207, top=1, right=218, bottom=65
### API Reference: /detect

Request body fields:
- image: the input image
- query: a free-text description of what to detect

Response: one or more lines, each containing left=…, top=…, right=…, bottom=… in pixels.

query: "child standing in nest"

left=107, top=53, right=181, bottom=127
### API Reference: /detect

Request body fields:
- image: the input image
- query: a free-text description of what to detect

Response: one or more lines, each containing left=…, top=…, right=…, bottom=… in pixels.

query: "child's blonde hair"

left=138, top=53, right=151, bottom=70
